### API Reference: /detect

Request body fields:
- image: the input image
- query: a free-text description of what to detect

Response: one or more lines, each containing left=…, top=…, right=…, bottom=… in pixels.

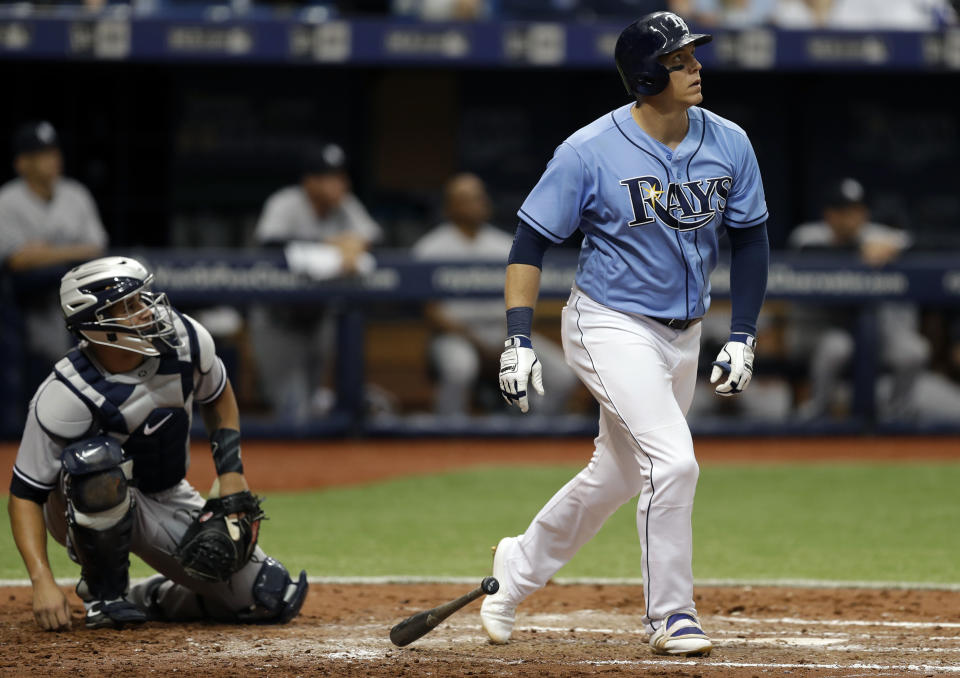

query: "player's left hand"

left=499, top=335, right=544, bottom=413
left=176, top=491, right=265, bottom=582
left=32, top=577, right=72, bottom=631
left=710, top=334, right=756, bottom=397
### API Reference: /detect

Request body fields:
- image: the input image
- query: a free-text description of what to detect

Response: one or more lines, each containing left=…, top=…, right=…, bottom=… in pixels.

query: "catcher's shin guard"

left=237, top=557, right=308, bottom=624
left=70, top=509, right=147, bottom=628
left=61, top=437, right=139, bottom=608
left=70, top=508, right=135, bottom=603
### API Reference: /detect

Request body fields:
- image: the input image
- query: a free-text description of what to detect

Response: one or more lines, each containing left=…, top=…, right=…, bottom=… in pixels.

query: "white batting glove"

left=499, top=335, right=544, bottom=414
left=710, top=334, right=756, bottom=397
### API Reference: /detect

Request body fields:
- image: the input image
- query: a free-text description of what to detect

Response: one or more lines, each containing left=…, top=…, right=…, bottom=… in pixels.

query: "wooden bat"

left=389, top=576, right=499, bottom=647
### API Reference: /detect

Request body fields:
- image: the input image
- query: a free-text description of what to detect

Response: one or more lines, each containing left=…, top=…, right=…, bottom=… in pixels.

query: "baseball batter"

left=8, top=256, right=308, bottom=630
left=482, top=12, right=769, bottom=656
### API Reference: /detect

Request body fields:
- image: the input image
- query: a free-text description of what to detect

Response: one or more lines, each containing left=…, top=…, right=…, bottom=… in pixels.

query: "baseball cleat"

left=84, top=598, right=147, bottom=629
left=480, top=536, right=518, bottom=644
left=649, top=613, right=712, bottom=657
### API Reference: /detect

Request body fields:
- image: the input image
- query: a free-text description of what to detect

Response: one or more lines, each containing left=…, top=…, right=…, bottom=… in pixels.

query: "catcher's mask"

left=60, top=256, right=180, bottom=357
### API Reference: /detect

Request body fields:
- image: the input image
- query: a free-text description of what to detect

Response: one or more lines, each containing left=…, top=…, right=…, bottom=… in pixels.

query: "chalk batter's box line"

left=2, top=575, right=960, bottom=591
left=309, top=575, right=960, bottom=591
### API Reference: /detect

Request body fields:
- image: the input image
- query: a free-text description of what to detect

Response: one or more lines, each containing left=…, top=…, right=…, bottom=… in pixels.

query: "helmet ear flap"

left=634, top=60, right=670, bottom=96
left=616, top=55, right=669, bottom=98
left=616, top=62, right=637, bottom=98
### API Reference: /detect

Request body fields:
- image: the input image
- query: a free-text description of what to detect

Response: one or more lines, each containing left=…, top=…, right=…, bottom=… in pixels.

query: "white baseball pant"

left=502, top=285, right=703, bottom=633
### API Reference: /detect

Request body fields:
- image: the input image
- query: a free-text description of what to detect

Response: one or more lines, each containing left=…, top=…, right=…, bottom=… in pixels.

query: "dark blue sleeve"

left=508, top=220, right=552, bottom=269
left=10, top=473, right=51, bottom=505
left=726, top=221, right=769, bottom=337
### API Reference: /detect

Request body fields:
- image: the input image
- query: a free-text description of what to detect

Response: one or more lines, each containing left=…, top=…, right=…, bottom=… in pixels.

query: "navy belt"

left=647, top=316, right=702, bottom=330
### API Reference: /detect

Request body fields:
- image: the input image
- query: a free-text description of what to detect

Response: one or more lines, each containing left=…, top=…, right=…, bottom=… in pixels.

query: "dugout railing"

left=2, top=249, right=959, bottom=440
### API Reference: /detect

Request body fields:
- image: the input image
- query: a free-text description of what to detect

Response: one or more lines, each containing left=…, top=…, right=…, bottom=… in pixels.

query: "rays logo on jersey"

left=620, top=175, right=732, bottom=232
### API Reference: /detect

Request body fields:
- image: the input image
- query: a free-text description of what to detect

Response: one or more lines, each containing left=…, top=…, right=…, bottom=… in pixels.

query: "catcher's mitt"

left=176, top=491, right=265, bottom=582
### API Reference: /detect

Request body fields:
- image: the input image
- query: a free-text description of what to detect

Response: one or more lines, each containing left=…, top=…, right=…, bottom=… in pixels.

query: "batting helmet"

left=615, top=12, right=712, bottom=98
left=60, top=256, right=180, bottom=356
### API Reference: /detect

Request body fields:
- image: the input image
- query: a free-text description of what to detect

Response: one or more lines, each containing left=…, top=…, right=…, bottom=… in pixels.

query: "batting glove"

left=710, top=333, right=756, bottom=397
left=499, top=335, right=544, bottom=414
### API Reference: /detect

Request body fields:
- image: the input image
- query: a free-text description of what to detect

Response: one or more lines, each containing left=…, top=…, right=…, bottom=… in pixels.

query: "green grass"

left=1, top=463, right=958, bottom=583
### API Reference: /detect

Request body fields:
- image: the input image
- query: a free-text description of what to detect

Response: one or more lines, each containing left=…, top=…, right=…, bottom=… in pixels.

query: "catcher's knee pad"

left=237, top=558, right=308, bottom=624
left=63, top=436, right=134, bottom=523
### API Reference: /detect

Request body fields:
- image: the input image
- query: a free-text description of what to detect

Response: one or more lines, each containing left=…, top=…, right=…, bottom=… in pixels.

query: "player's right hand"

left=33, top=577, right=72, bottom=631
left=499, top=335, right=544, bottom=414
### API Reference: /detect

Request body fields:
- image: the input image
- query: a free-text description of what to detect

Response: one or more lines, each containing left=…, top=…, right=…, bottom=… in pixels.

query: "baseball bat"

left=389, top=576, right=499, bottom=647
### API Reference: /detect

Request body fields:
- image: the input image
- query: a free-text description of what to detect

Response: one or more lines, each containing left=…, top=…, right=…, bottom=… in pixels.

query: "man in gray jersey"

left=249, top=142, right=381, bottom=421
left=8, top=256, right=307, bottom=631
left=412, top=173, right=577, bottom=416
left=0, top=121, right=107, bottom=363
left=787, top=177, right=930, bottom=420
left=254, top=142, right=381, bottom=264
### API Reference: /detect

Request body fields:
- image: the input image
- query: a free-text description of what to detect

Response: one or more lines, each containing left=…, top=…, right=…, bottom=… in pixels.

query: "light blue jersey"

left=519, top=103, right=767, bottom=320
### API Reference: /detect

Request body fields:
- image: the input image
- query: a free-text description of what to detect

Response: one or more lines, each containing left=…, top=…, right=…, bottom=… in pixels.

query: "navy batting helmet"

left=615, top=12, right=712, bottom=98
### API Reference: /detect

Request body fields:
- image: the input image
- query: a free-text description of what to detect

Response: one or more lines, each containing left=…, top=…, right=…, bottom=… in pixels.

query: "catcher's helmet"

left=60, top=256, right=180, bottom=356
left=615, top=12, right=712, bottom=98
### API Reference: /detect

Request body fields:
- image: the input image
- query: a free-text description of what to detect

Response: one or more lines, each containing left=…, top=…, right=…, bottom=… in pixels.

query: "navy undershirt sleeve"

left=726, top=222, right=769, bottom=337
left=9, top=474, right=51, bottom=505
left=508, top=220, right=552, bottom=269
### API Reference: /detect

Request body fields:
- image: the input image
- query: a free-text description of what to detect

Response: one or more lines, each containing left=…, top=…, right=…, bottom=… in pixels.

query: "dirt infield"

left=1, top=583, right=958, bottom=677
left=2, top=437, right=958, bottom=676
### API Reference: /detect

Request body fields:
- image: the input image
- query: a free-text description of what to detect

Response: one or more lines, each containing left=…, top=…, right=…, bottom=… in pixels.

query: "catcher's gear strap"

left=726, top=221, right=769, bottom=336
left=181, top=313, right=217, bottom=374
left=217, top=490, right=264, bottom=518
left=211, top=428, right=243, bottom=475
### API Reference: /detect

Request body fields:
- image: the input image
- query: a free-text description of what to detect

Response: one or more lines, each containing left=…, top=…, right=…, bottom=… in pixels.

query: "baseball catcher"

left=8, top=256, right=308, bottom=630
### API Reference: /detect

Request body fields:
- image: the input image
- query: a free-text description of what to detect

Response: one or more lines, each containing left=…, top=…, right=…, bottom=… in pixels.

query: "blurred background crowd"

left=2, top=2, right=960, bottom=438
left=11, top=0, right=960, bottom=28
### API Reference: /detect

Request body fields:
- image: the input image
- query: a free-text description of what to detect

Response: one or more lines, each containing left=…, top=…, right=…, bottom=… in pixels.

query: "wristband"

left=506, top=306, right=534, bottom=338
left=505, top=335, right=533, bottom=349
left=211, top=428, right=243, bottom=475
